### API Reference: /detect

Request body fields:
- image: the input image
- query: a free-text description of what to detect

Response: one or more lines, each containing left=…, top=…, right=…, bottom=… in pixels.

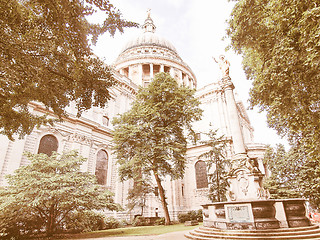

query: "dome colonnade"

left=114, top=12, right=197, bottom=89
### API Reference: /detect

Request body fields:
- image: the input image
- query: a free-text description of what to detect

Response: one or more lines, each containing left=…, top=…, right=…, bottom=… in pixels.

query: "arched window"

left=95, top=150, right=108, bottom=185
left=38, top=134, right=58, bottom=156
left=195, top=160, right=208, bottom=189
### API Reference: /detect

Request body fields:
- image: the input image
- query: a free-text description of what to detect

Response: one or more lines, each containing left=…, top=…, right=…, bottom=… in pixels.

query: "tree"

left=112, top=73, right=202, bottom=225
left=226, top=0, right=320, bottom=157
left=0, top=151, right=121, bottom=238
left=198, top=129, right=230, bottom=202
left=292, top=142, right=320, bottom=209
left=127, top=179, right=153, bottom=216
left=0, top=0, right=138, bottom=140
left=263, top=143, right=320, bottom=209
left=262, top=144, right=301, bottom=199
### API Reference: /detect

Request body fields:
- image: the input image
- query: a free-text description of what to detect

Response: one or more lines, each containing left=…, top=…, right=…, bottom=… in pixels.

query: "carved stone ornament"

left=256, top=188, right=270, bottom=200
left=230, top=156, right=261, bottom=175
left=69, top=133, right=93, bottom=145
left=46, top=126, right=69, bottom=138
left=236, top=170, right=249, bottom=196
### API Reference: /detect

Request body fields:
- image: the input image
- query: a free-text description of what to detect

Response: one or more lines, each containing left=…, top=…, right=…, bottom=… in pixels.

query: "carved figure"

left=213, top=55, right=230, bottom=78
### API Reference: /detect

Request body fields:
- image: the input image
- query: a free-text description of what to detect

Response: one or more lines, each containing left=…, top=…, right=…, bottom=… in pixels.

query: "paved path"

left=77, top=229, right=190, bottom=240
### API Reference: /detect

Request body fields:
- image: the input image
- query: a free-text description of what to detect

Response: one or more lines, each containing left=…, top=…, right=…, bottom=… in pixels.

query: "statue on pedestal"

left=213, top=55, right=230, bottom=78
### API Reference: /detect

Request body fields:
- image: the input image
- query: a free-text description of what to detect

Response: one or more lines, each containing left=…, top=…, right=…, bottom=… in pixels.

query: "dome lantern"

left=142, top=9, right=156, bottom=33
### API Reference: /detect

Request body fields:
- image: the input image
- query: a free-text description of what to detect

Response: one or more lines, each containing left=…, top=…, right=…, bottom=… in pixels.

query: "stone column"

left=178, top=70, right=183, bottom=85
left=170, top=67, right=174, bottom=77
left=138, top=64, right=143, bottom=85
left=223, top=77, right=246, bottom=156
left=185, top=75, right=189, bottom=86
left=160, top=65, right=164, bottom=72
left=128, top=66, right=133, bottom=79
left=150, top=63, right=153, bottom=78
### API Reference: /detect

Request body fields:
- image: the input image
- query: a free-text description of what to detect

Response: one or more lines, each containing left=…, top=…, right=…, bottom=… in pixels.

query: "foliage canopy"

left=227, top=0, right=320, bottom=147
left=227, top=1, right=320, bottom=207
left=263, top=143, right=320, bottom=209
left=113, top=72, right=202, bottom=224
left=0, top=0, right=137, bottom=140
left=0, top=151, right=121, bottom=238
left=262, top=144, right=301, bottom=199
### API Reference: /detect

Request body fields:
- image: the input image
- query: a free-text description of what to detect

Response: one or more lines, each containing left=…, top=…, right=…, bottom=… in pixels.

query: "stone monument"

left=185, top=56, right=320, bottom=239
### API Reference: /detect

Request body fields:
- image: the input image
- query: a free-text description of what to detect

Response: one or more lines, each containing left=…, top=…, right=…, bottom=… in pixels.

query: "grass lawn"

left=56, top=223, right=201, bottom=239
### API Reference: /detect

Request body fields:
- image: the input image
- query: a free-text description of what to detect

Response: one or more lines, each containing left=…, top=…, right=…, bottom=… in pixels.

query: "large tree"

left=226, top=0, right=320, bottom=151
left=198, top=129, right=230, bottom=202
left=291, top=142, right=320, bottom=209
left=112, top=73, right=202, bottom=225
left=262, top=143, right=320, bottom=209
left=0, top=151, right=121, bottom=238
left=262, top=144, right=301, bottom=199
left=1, top=0, right=137, bottom=140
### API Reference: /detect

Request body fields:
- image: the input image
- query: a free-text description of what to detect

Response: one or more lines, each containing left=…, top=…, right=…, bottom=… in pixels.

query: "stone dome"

left=114, top=11, right=197, bottom=90
left=120, top=31, right=178, bottom=54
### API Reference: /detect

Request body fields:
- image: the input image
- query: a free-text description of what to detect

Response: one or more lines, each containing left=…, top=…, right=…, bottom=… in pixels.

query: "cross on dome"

left=143, top=9, right=156, bottom=33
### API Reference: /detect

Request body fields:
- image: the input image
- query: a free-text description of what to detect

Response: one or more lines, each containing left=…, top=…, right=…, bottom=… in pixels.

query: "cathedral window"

left=164, top=66, right=170, bottom=73
left=195, top=160, right=208, bottom=189
left=95, top=150, right=108, bottom=185
left=123, top=67, right=129, bottom=77
left=38, top=134, right=58, bottom=156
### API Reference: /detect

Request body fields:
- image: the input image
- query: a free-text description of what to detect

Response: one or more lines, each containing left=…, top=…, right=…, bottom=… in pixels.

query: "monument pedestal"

left=202, top=199, right=310, bottom=230
left=185, top=199, right=319, bottom=240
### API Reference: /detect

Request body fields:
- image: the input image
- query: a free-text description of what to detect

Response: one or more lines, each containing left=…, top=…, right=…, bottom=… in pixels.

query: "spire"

left=142, top=9, right=156, bottom=33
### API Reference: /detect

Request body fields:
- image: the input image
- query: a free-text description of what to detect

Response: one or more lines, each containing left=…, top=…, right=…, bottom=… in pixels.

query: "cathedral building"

left=0, top=14, right=267, bottom=220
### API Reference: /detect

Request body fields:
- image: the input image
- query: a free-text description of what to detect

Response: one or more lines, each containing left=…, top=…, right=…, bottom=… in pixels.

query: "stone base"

left=186, top=225, right=320, bottom=239
left=202, top=198, right=310, bottom=230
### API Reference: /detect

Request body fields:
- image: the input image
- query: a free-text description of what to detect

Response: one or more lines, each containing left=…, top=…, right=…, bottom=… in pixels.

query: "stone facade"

left=0, top=14, right=267, bottom=220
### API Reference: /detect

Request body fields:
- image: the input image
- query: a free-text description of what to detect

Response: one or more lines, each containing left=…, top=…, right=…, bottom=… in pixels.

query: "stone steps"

left=185, top=225, right=320, bottom=239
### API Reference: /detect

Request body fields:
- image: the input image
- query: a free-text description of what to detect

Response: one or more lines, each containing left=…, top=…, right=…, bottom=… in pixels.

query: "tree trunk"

left=46, top=204, right=56, bottom=236
left=141, top=202, right=144, bottom=216
left=153, top=170, right=171, bottom=225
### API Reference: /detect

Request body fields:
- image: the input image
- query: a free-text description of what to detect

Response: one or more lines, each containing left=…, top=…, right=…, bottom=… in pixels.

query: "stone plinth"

left=282, top=199, right=311, bottom=228
left=202, top=198, right=310, bottom=230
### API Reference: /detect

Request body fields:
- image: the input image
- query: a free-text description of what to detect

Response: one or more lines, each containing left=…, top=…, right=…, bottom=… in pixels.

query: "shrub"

left=0, top=201, right=45, bottom=239
left=154, top=217, right=165, bottom=225
left=64, top=210, right=106, bottom=233
left=132, top=216, right=162, bottom=226
left=178, top=213, right=189, bottom=223
left=104, top=217, right=121, bottom=229
left=132, top=216, right=148, bottom=226
left=178, top=210, right=203, bottom=223
left=120, top=219, right=130, bottom=227
left=196, top=209, right=203, bottom=222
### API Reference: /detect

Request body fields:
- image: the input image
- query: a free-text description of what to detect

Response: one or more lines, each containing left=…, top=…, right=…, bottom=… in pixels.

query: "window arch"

left=95, top=150, right=108, bottom=185
left=195, top=160, right=208, bottom=189
left=38, top=134, right=58, bottom=156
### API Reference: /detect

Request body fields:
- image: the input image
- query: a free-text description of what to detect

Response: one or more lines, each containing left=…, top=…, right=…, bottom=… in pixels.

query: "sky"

left=90, top=0, right=289, bottom=148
